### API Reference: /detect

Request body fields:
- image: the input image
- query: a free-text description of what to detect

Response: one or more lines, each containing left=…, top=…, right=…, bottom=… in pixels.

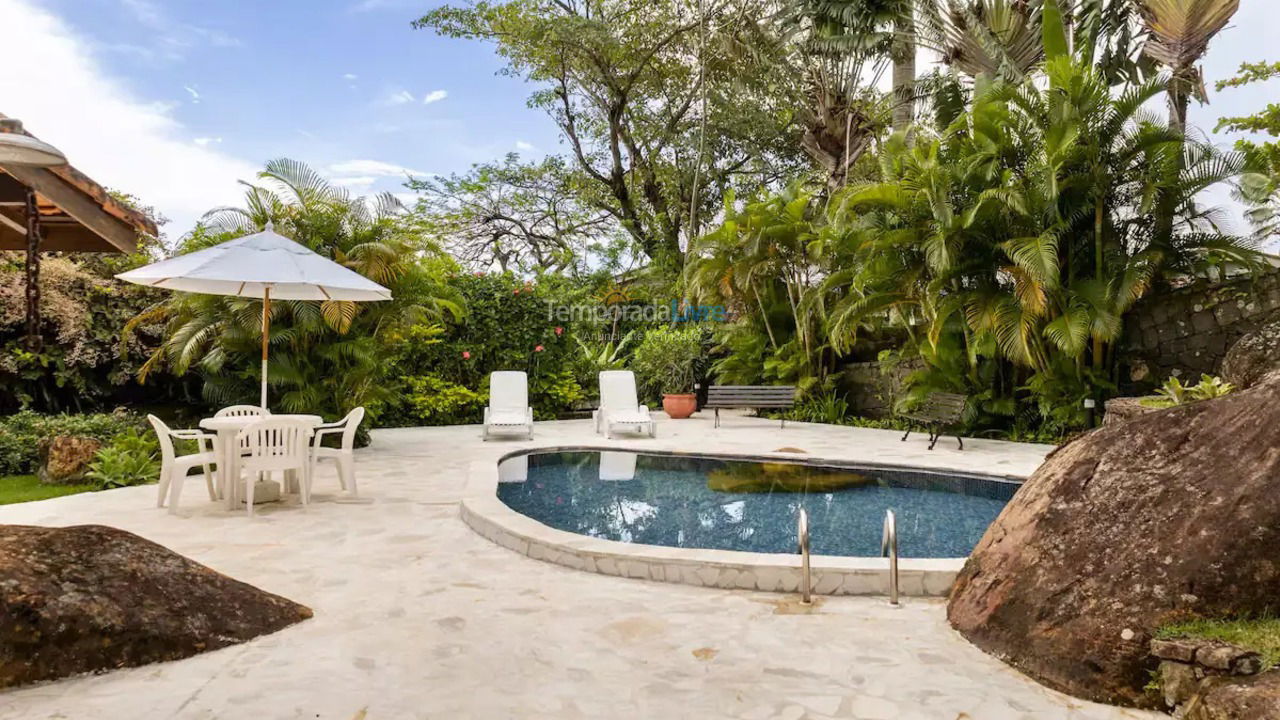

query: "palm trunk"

left=891, top=8, right=916, bottom=133
left=1092, top=198, right=1105, bottom=370
left=1154, top=68, right=1193, bottom=257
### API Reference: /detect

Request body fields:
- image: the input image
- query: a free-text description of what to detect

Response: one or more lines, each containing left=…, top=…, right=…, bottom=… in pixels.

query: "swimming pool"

left=495, top=450, right=1018, bottom=558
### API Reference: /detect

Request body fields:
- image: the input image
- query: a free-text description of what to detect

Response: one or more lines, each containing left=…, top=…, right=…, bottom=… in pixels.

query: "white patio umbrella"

left=116, top=222, right=391, bottom=408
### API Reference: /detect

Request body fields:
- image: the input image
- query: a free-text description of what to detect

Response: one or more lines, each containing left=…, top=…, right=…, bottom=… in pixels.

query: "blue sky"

left=2, top=0, right=1277, bottom=245
left=2, top=0, right=560, bottom=237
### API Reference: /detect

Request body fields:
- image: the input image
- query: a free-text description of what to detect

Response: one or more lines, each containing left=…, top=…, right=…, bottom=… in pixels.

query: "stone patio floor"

left=0, top=413, right=1160, bottom=719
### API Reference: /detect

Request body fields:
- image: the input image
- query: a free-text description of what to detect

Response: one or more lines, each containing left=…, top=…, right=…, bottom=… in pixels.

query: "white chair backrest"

left=335, top=407, right=365, bottom=451
left=215, top=405, right=268, bottom=418
left=147, top=414, right=176, bottom=465
left=489, top=371, right=528, bottom=410
left=599, top=370, right=639, bottom=411
left=238, top=419, right=311, bottom=467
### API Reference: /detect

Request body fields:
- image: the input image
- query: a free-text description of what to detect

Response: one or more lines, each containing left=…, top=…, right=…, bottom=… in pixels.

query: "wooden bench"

left=704, top=385, right=797, bottom=428
left=900, top=392, right=967, bottom=450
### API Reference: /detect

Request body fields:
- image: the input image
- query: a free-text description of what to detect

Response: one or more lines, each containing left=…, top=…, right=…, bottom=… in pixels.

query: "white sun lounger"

left=594, top=370, right=656, bottom=438
left=483, top=371, right=534, bottom=440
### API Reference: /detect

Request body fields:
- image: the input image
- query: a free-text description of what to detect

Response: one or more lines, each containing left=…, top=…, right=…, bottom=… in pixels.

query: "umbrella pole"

left=261, top=287, right=270, bottom=409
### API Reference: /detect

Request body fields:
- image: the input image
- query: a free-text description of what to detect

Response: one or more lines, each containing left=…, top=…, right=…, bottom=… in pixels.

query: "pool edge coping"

left=460, top=445, right=1027, bottom=597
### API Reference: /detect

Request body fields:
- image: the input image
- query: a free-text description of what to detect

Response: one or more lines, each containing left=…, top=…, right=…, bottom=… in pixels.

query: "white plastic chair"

left=311, top=407, right=365, bottom=496
left=215, top=405, right=269, bottom=458
left=148, top=415, right=218, bottom=514
left=483, top=371, right=534, bottom=440
left=594, top=370, right=656, bottom=438
left=236, top=418, right=313, bottom=516
left=214, top=405, right=269, bottom=418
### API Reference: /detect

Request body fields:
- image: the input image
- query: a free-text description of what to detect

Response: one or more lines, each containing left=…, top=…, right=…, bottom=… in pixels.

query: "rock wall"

left=1150, top=638, right=1279, bottom=718
left=837, top=359, right=919, bottom=418
left=1123, top=268, right=1280, bottom=384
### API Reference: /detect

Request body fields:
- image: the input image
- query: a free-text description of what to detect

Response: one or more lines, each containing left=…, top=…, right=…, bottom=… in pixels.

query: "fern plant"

left=86, top=429, right=160, bottom=489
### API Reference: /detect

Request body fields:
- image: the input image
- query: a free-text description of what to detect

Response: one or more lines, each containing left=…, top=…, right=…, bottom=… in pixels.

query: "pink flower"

left=461, top=351, right=471, bottom=359
left=473, top=271, right=484, bottom=277
left=534, top=345, right=544, bottom=352
left=554, top=326, right=564, bottom=336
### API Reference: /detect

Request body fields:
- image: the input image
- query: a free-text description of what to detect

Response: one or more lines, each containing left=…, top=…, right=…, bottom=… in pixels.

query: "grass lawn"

left=0, top=475, right=99, bottom=505
left=1158, top=617, right=1280, bottom=670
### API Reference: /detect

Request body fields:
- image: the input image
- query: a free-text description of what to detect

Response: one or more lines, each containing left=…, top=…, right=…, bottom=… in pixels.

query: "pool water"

left=496, top=451, right=1018, bottom=558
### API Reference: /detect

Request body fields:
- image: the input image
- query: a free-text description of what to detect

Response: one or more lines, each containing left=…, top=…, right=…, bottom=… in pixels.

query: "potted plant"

left=631, top=326, right=703, bottom=419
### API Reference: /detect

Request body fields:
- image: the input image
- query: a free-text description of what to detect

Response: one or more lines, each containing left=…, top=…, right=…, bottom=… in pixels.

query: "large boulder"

left=1220, top=319, right=1280, bottom=388
left=947, top=374, right=1280, bottom=707
left=0, top=524, right=311, bottom=689
left=37, top=436, right=102, bottom=485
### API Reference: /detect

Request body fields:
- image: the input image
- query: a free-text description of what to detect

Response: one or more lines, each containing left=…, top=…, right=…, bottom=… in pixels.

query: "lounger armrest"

left=526, top=408, right=534, bottom=423
left=638, top=405, right=649, bottom=415
left=484, top=407, right=491, bottom=424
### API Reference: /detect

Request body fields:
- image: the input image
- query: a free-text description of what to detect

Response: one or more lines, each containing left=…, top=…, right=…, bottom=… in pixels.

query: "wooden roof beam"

left=0, top=165, right=138, bottom=253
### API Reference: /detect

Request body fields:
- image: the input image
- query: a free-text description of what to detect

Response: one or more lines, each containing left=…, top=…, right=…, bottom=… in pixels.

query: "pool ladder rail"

left=797, top=508, right=812, bottom=605
left=882, top=509, right=900, bottom=607
left=798, top=508, right=901, bottom=605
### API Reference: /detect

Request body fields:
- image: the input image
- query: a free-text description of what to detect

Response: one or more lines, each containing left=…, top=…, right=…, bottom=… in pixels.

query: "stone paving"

left=0, top=413, right=1160, bottom=719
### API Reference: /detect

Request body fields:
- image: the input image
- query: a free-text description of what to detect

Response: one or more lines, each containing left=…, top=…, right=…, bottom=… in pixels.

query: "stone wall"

left=1150, top=638, right=1279, bottom=718
left=1123, top=267, right=1280, bottom=384
left=837, top=359, right=920, bottom=418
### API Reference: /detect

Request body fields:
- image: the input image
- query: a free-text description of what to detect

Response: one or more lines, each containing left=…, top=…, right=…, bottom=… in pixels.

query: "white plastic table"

left=199, top=414, right=323, bottom=509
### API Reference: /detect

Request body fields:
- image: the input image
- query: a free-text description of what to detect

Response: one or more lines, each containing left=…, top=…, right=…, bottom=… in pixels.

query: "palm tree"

left=1134, top=0, right=1239, bottom=133
left=132, top=159, right=462, bottom=419
left=916, top=0, right=1045, bottom=81
left=820, top=56, right=1253, bottom=428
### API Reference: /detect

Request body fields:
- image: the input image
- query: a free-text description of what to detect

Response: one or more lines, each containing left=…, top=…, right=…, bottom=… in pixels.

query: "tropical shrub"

left=1143, top=374, right=1236, bottom=408
left=133, top=160, right=463, bottom=424
left=400, top=373, right=486, bottom=425
left=0, top=252, right=182, bottom=414
left=86, top=429, right=161, bottom=489
left=629, top=326, right=703, bottom=400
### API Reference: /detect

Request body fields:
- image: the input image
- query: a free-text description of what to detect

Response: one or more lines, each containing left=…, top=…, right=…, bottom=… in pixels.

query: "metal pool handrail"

left=882, top=510, right=900, bottom=607
left=797, top=508, right=812, bottom=605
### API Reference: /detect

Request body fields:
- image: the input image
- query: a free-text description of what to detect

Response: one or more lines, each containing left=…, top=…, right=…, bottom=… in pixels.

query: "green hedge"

left=0, top=410, right=146, bottom=476
left=381, top=272, right=582, bottom=425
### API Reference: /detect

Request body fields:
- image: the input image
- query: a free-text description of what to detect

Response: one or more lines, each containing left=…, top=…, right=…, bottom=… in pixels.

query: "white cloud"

left=422, top=89, right=448, bottom=105
left=387, top=90, right=414, bottom=105
left=183, top=85, right=200, bottom=103
left=118, top=0, right=240, bottom=58
left=331, top=176, right=378, bottom=188
left=193, top=137, right=222, bottom=146
left=342, top=73, right=358, bottom=81
left=515, top=140, right=536, bottom=152
left=0, top=0, right=258, bottom=239
left=328, top=159, right=427, bottom=177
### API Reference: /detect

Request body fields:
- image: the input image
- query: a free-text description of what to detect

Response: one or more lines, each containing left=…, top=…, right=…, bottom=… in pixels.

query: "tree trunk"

left=891, top=9, right=916, bottom=133
left=24, top=188, right=43, bottom=352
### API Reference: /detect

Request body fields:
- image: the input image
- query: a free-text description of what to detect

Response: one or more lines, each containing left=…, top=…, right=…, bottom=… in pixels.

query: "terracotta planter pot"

left=662, top=393, right=697, bottom=419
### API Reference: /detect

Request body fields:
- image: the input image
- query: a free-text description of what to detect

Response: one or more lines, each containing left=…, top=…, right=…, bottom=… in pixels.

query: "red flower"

left=534, top=345, right=544, bottom=352
left=513, top=289, right=520, bottom=295
left=461, top=351, right=471, bottom=359
left=554, top=326, right=564, bottom=336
